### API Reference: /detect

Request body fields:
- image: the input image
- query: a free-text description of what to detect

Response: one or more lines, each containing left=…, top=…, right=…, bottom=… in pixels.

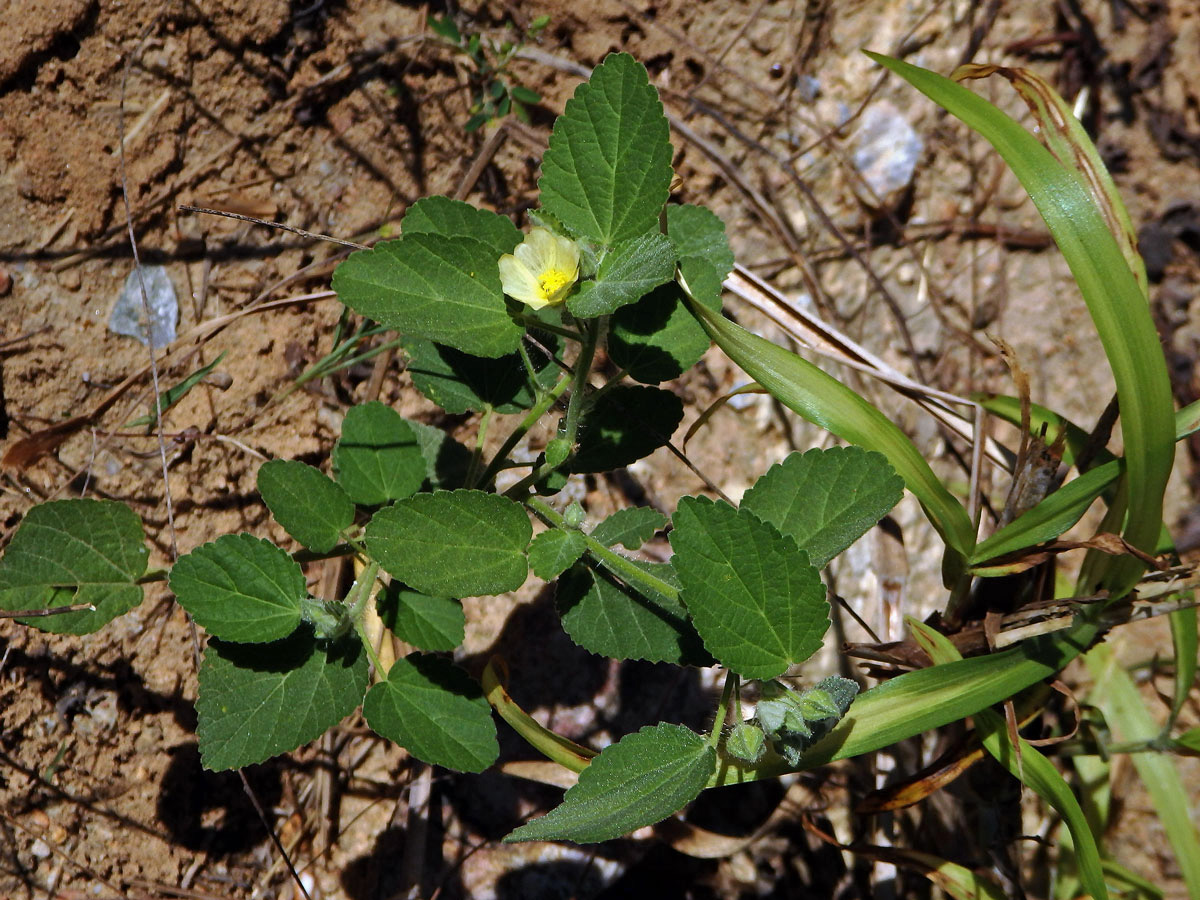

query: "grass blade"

left=954, top=63, right=1148, bottom=296
left=1086, top=643, right=1200, bottom=895
left=711, top=617, right=1102, bottom=785
left=1168, top=607, right=1198, bottom=729
left=869, top=52, right=1174, bottom=598
left=969, top=458, right=1121, bottom=567
left=125, top=351, right=227, bottom=429
left=911, top=620, right=1108, bottom=900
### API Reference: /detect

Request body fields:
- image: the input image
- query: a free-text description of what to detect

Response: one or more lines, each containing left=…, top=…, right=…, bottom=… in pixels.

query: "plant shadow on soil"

left=335, top=587, right=829, bottom=899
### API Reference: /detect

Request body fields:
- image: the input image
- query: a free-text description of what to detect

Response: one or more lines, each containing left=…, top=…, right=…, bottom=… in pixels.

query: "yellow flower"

left=498, top=227, right=580, bottom=310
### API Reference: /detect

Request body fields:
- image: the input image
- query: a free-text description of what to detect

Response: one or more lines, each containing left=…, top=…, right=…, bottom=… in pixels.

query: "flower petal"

left=498, top=254, right=547, bottom=308
left=547, top=234, right=580, bottom=280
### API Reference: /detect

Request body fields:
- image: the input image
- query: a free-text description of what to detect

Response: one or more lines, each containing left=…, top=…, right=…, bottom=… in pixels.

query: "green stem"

left=348, top=560, right=385, bottom=674
left=524, top=495, right=680, bottom=602
left=481, top=658, right=596, bottom=771
left=501, top=462, right=557, bottom=499
left=589, top=365, right=628, bottom=404
left=516, top=340, right=543, bottom=396
left=471, top=374, right=571, bottom=489
left=465, top=406, right=493, bottom=488
left=562, top=318, right=599, bottom=448
left=709, top=671, right=737, bottom=750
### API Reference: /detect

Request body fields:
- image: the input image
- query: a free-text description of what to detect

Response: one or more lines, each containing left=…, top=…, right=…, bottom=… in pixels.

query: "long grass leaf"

left=869, top=52, right=1174, bottom=598
left=911, top=620, right=1108, bottom=900
left=850, top=847, right=1008, bottom=900
left=953, top=63, right=1148, bottom=296
left=1168, top=607, right=1198, bottom=729
left=711, top=617, right=1101, bottom=785
left=1086, top=643, right=1200, bottom=895
left=970, top=459, right=1121, bottom=567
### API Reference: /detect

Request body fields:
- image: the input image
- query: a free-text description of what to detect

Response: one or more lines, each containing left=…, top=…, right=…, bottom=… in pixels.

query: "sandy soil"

left=2, top=0, right=1199, bottom=897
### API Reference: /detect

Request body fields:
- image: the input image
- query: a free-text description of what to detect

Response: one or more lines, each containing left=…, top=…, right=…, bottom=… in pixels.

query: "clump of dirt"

left=0, top=0, right=95, bottom=86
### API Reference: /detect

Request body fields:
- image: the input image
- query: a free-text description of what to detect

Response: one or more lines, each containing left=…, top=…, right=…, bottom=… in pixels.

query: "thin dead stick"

left=850, top=565, right=1200, bottom=660
left=0, top=812, right=126, bottom=898
left=453, top=122, right=510, bottom=201
left=178, top=205, right=368, bottom=250
left=995, top=590, right=1200, bottom=648
left=117, top=16, right=179, bottom=563
left=0, top=603, right=96, bottom=619
left=0, top=325, right=51, bottom=352
left=239, top=769, right=312, bottom=900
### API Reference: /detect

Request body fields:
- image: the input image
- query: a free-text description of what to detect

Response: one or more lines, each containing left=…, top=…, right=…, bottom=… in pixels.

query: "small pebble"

left=0, top=268, right=11, bottom=296
left=853, top=101, right=923, bottom=208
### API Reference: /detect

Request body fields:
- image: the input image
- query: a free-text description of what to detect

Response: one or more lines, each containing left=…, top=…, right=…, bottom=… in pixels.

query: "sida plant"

left=2, top=51, right=1197, bottom=885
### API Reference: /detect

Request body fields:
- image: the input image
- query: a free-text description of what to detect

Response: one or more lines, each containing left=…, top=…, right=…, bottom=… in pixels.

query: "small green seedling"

left=428, top=12, right=549, bottom=131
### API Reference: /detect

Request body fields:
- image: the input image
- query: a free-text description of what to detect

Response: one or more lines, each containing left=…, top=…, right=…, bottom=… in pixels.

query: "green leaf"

left=567, top=233, right=677, bottom=317
left=676, top=256, right=725, bottom=310
left=568, top=385, right=683, bottom=473
left=687, top=298, right=976, bottom=573
left=506, top=722, right=715, bottom=843
left=670, top=496, right=829, bottom=679
left=427, top=14, right=461, bottom=43
left=870, top=52, right=1173, bottom=597
left=125, top=351, right=227, bottom=428
left=403, top=333, right=559, bottom=415
left=756, top=676, right=859, bottom=766
left=333, top=401, right=427, bottom=506
left=879, top=851, right=1008, bottom=900
left=1174, top=727, right=1200, bottom=755
left=538, top=52, right=673, bottom=245
left=954, top=64, right=1148, bottom=296
left=0, top=499, right=148, bottom=635
left=557, top=561, right=712, bottom=666
left=912, top=620, right=1108, bottom=900
left=401, top=195, right=522, bottom=257
left=377, top=585, right=464, bottom=652
left=741, top=447, right=904, bottom=568
left=970, top=459, right=1121, bottom=567
left=332, top=234, right=522, bottom=358
left=366, top=490, right=531, bottom=597
left=363, top=654, right=498, bottom=772
left=257, top=459, right=354, bottom=553
left=1169, top=606, right=1198, bottom=728
left=725, top=722, right=766, bottom=764
left=169, top=533, right=305, bottom=642
left=528, top=529, right=587, bottom=581
left=511, top=85, right=541, bottom=105
left=589, top=506, right=666, bottom=549
left=196, top=627, right=368, bottom=770
left=666, top=204, right=734, bottom=280
left=709, top=617, right=1104, bottom=786
left=408, top=419, right=473, bottom=490
left=608, top=281, right=712, bottom=384
left=1086, top=643, right=1200, bottom=896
